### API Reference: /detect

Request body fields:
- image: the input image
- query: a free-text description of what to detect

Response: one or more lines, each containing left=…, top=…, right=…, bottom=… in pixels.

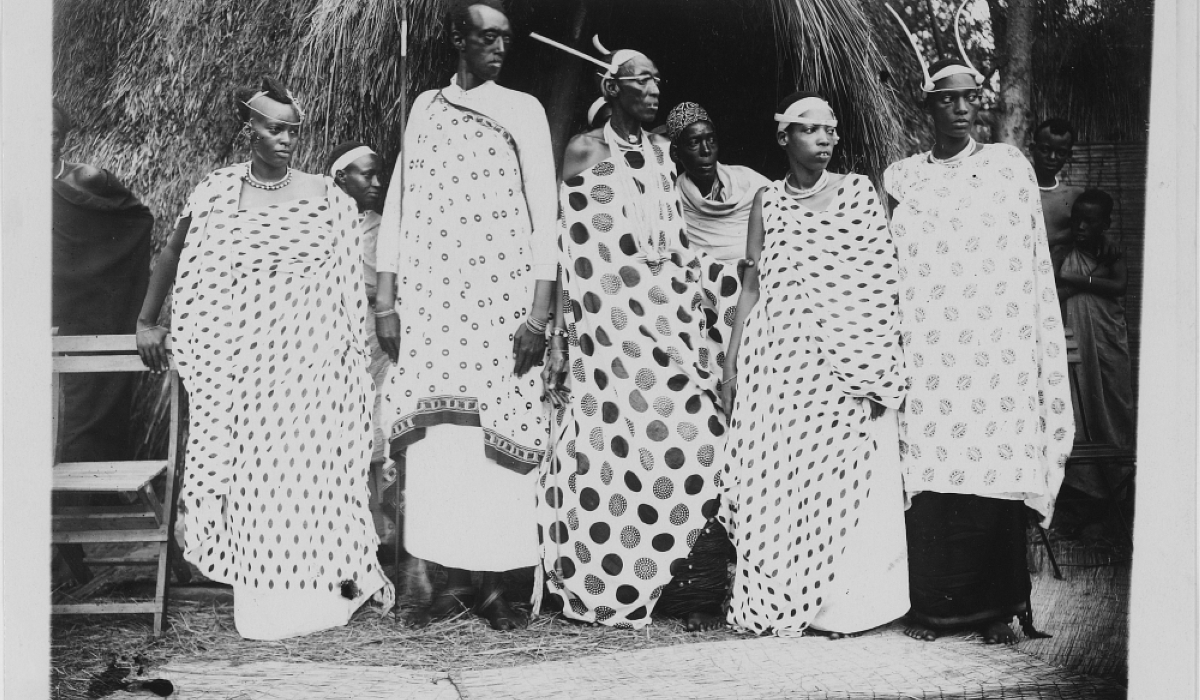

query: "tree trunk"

left=922, top=0, right=946, bottom=58
left=996, top=0, right=1034, bottom=146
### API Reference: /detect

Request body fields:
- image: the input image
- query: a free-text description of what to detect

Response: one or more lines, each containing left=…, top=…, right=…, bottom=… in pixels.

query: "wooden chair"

left=1064, top=327, right=1137, bottom=537
left=51, top=334, right=189, bottom=635
left=1034, top=327, right=1137, bottom=566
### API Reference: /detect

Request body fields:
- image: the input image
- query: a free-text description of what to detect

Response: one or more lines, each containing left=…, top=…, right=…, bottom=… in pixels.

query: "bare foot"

left=806, top=628, right=860, bottom=640
left=478, top=594, right=527, bottom=632
left=404, top=604, right=433, bottom=629
left=423, top=588, right=473, bottom=623
left=683, top=611, right=724, bottom=632
left=903, top=618, right=939, bottom=642
left=981, top=619, right=1018, bottom=645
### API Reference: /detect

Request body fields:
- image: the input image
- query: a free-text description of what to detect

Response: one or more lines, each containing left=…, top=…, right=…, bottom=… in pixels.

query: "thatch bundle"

left=54, top=0, right=912, bottom=234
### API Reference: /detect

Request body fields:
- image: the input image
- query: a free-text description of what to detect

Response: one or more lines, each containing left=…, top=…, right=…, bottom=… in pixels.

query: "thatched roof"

left=54, top=0, right=913, bottom=250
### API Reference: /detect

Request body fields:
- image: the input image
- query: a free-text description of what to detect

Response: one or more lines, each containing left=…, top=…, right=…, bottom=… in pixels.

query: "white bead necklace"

left=783, top=169, right=830, bottom=199
left=1038, top=176, right=1060, bottom=192
left=244, top=163, right=292, bottom=191
left=928, top=138, right=976, bottom=166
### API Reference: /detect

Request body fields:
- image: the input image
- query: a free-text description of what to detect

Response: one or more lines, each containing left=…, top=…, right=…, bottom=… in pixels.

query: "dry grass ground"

left=51, top=520, right=1130, bottom=700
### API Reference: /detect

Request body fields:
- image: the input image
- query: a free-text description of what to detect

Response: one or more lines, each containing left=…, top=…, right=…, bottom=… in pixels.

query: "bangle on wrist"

left=526, top=316, right=549, bottom=334
left=136, top=325, right=164, bottom=334
left=374, top=308, right=398, bottom=318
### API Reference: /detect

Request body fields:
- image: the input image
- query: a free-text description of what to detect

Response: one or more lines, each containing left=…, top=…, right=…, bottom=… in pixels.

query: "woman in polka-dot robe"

left=718, top=93, right=909, bottom=637
left=136, top=77, right=391, bottom=640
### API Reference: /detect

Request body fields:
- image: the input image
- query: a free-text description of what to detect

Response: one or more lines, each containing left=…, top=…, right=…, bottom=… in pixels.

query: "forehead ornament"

left=244, top=90, right=305, bottom=126
left=329, top=146, right=378, bottom=177
left=885, top=0, right=985, bottom=92
left=775, top=97, right=837, bottom=135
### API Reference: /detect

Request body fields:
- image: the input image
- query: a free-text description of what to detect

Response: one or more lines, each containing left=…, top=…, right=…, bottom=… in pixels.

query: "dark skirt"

left=655, top=518, right=734, bottom=619
left=905, top=492, right=1032, bottom=629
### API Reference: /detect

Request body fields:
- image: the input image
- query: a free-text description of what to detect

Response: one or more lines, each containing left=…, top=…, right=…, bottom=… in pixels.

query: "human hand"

left=720, top=375, right=737, bottom=417
left=513, top=323, right=547, bottom=377
left=135, top=322, right=171, bottom=374
left=864, top=397, right=886, bottom=420
left=541, top=338, right=571, bottom=408
left=376, top=312, right=401, bottom=364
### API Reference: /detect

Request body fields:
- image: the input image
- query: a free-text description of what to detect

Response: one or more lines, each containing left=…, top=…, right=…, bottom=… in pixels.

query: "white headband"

left=775, top=97, right=837, bottom=134
left=587, top=97, right=607, bottom=126
left=329, top=146, right=377, bottom=177
left=244, top=89, right=306, bottom=126
left=925, top=64, right=985, bottom=92
left=593, top=36, right=646, bottom=79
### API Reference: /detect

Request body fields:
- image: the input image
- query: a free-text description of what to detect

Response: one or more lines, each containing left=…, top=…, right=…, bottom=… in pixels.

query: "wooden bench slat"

left=53, top=334, right=174, bottom=352
left=83, top=558, right=163, bottom=566
left=53, top=603, right=162, bottom=615
left=52, top=528, right=169, bottom=544
left=53, top=461, right=167, bottom=492
left=53, top=516, right=159, bottom=532
left=53, top=355, right=167, bottom=373
left=53, top=505, right=155, bottom=517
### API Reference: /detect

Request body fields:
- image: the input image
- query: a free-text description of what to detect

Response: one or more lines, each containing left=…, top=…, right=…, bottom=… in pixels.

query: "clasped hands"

left=375, top=312, right=569, bottom=406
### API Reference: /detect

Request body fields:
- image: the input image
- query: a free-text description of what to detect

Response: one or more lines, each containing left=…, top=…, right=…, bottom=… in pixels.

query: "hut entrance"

left=500, top=0, right=803, bottom=179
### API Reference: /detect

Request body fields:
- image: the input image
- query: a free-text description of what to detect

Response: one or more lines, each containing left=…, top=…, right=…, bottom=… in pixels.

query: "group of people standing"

left=121, top=0, right=1112, bottom=644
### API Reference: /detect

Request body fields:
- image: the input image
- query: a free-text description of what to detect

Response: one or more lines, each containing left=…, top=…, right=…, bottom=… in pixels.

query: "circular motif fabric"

left=719, top=175, right=907, bottom=635
left=171, top=167, right=381, bottom=598
left=381, top=93, right=546, bottom=472
left=883, top=144, right=1073, bottom=524
left=537, top=144, right=726, bottom=629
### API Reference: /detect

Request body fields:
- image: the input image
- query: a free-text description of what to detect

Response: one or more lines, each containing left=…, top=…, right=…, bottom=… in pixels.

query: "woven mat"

left=453, top=627, right=1126, bottom=700
left=152, top=627, right=1124, bottom=700
left=157, top=661, right=457, bottom=699
left=1026, top=537, right=1131, bottom=680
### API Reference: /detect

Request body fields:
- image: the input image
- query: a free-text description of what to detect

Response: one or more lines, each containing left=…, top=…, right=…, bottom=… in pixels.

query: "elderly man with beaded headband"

left=373, top=0, right=557, bottom=631
left=667, top=101, right=770, bottom=373
left=883, top=1, right=1074, bottom=645
left=530, top=34, right=733, bottom=631
left=135, top=76, right=393, bottom=640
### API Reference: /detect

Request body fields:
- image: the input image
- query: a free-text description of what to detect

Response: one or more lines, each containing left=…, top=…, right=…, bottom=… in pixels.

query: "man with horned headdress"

left=373, top=0, right=558, bottom=631
left=883, top=2, right=1074, bottom=645
left=666, top=101, right=770, bottom=372
left=535, top=39, right=732, bottom=631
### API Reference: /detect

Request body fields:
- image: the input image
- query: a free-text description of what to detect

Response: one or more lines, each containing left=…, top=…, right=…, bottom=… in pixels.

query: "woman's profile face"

left=247, top=98, right=301, bottom=169
left=778, top=107, right=839, bottom=172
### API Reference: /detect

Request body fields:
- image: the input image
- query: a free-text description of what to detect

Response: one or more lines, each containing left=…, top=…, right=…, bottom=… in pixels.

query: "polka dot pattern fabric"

left=170, top=166, right=384, bottom=600
left=537, top=143, right=727, bottom=629
left=382, top=94, right=546, bottom=473
left=883, top=144, right=1074, bottom=525
left=719, top=175, right=907, bottom=636
left=697, top=257, right=743, bottom=383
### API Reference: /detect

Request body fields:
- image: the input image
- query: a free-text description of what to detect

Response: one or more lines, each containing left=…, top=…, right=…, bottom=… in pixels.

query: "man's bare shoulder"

left=563, top=130, right=609, bottom=181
